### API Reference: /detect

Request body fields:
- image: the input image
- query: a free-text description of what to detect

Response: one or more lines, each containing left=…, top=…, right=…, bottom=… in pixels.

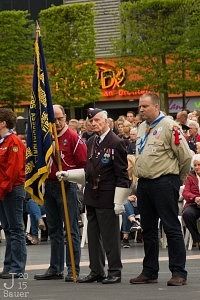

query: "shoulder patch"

left=173, top=126, right=181, bottom=145
left=12, top=146, right=19, bottom=152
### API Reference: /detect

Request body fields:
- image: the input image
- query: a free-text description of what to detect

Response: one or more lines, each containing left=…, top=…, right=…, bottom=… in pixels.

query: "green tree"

left=117, top=0, right=200, bottom=113
left=0, top=11, right=33, bottom=109
left=39, top=3, right=99, bottom=110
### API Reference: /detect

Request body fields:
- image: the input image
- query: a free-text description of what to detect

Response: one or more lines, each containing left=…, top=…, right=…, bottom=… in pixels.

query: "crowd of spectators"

left=1, top=108, right=199, bottom=247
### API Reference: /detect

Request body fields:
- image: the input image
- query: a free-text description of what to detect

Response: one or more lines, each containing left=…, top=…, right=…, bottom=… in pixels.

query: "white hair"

left=96, top=110, right=108, bottom=119
left=191, top=154, right=200, bottom=168
left=130, top=127, right=138, bottom=134
left=188, top=120, right=199, bottom=129
left=188, top=112, right=193, bottom=120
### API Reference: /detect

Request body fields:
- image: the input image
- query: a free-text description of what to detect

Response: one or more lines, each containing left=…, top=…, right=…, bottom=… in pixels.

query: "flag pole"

left=52, top=124, right=77, bottom=283
left=35, top=21, right=77, bottom=283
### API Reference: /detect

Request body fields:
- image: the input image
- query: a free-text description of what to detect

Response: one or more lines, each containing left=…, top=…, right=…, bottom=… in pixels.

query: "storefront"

left=169, top=97, right=200, bottom=113
left=76, top=59, right=200, bottom=119
left=15, top=59, right=200, bottom=121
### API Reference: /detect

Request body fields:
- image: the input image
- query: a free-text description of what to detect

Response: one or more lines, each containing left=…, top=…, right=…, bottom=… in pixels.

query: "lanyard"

left=137, top=113, right=165, bottom=154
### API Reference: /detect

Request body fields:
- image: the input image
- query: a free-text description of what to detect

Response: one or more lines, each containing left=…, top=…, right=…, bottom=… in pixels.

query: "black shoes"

left=0, top=271, right=9, bottom=279
left=78, top=273, right=106, bottom=283
left=130, top=221, right=141, bottom=232
left=78, top=273, right=121, bottom=284
left=65, top=274, right=79, bottom=282
left=34, top=268, right=64, bottom=280
left=102, top=276, right=121, bottom=284
left=122, top=238, right=130, bottom=248
left=1, top=273, right=24, bottom=279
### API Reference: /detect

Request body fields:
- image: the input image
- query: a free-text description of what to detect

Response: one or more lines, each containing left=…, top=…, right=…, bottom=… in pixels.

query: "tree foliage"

left=117, top=0, right=200, bottom=113
left=39, top=3, right=99, bottom=108
left=0, top=10, right=33, bottom=109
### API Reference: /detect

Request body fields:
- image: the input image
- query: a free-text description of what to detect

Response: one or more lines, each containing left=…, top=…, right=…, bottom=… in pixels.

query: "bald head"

left=53, top=104, right=66, bottom=133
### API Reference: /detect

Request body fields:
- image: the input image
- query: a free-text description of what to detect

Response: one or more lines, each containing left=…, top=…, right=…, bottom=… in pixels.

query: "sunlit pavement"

left=0, top=240, right=200, bottom=300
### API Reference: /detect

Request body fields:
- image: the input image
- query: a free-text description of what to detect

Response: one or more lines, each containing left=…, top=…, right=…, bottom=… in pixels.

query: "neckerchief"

left=0, top=130, right=13, bottom=144
left=137, top=112, right=165, bottom=154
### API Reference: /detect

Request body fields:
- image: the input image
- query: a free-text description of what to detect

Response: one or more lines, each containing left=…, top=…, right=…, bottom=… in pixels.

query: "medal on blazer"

left=101, top=149, right=111, bottom=164
left=95, top=151, right=101, bottom=159
left=92, top=175, right=101, bottom=190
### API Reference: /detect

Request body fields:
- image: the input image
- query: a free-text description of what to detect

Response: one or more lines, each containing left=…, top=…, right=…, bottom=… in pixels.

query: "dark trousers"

left=45, top=180, right=80, bottom=275
left=86, top=205, right=122, bottom=277
left=137, top=175, right=187, bottom=279
left=182, top=205, right=200, bottom=243
left=0, top=185, right=27, bottom=274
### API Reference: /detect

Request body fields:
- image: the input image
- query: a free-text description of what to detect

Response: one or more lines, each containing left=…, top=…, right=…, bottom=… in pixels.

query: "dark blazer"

left=84, top=130, right=130, bottom=208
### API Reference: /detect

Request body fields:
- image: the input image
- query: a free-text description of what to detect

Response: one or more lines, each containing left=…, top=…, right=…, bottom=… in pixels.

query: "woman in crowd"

left=182, top=154, right=200, bottom=250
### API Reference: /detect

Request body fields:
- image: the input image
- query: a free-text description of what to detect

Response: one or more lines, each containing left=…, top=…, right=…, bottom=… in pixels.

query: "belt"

left=140, top=174, right=179, bottom=181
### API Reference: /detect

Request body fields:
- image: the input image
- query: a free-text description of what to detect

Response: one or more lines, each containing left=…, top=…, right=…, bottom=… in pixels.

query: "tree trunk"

left=160, top=55, right=169, bottom=114
left=182, top=91, right=186, bottom=109
left=159, top=92, right=169, bottom=115
left=69, top=107, right=75, bottom=119
left=181, top=59, right=186, bottom=109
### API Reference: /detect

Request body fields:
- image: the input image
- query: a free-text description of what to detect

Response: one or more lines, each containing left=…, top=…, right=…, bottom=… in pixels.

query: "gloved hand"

left=113, top=186, right=131, bottom=215
left=56, top=168, right=85, bottom=185
left=56, top=171, right=69, bottom=181
left=114, top=204, right=125, bottom=215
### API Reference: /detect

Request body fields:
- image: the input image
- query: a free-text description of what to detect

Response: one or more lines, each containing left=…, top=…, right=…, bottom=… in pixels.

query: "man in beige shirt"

left=130, top=93, right=192, bottom=286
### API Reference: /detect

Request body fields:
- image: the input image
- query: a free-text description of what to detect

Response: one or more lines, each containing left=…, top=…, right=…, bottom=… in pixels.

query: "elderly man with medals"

left=57, top=108, right=131, bottom=284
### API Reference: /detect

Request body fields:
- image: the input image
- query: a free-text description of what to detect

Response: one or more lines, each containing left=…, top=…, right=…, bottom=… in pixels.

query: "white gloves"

left=114, top=204, right=125, bottom=215
left=114, top=187, right=131, bottom=215
left=56, top=168, right=85, bottom=185
left=56, top=171, right=68, bottom=181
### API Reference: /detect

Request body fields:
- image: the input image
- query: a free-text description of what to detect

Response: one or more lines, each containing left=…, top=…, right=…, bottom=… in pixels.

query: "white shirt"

left=99, top=128, right=110, bottom=144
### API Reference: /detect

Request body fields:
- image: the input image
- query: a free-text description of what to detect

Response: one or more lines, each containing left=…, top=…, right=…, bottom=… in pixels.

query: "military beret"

left=87, top=108, right=104, bottom=120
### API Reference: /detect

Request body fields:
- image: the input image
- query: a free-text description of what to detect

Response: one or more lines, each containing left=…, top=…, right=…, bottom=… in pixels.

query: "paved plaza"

left=0, top=240, right=200, bottom=300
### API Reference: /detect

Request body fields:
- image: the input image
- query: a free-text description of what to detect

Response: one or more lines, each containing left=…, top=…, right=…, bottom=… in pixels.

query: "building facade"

left=64, top=0, right=142, bottom=118
left=64, top=0, right=120, bottom=58
left=0, top=0, right=63, bottom=20
left=1, top=1, right=199, bottom=119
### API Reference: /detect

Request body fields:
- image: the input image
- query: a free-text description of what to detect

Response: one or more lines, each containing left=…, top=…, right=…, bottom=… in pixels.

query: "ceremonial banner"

left=25, top=26, right=54, bottom=205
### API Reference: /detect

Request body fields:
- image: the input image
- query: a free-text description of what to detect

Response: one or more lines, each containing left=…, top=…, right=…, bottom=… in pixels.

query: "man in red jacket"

left=34, top=104, right=87, bottom=282
left=0, top=108, right=27, bottom=279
